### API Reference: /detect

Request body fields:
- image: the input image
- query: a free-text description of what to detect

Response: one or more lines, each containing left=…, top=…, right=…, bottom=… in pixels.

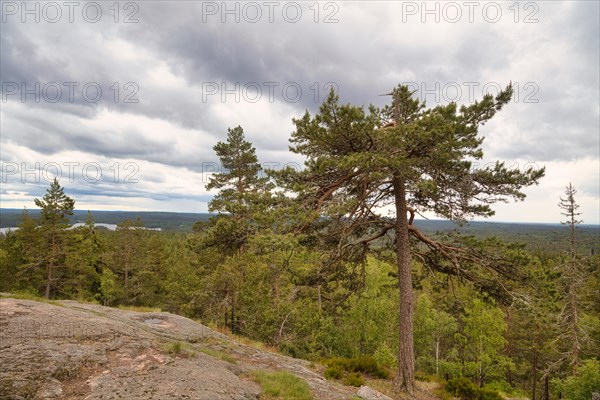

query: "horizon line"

left=1, top=208, right=599, bottom=227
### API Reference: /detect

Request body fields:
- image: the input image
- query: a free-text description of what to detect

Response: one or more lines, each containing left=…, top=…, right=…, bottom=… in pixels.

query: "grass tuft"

left=162, top=341, right=197, bottom=358
left=197, top=346, right=238, bottom=364
left=164, top=341, right=183, bottom=354
left=1, top=291, right=63, bottom=306
left=252, top=370, right=313, bottom=400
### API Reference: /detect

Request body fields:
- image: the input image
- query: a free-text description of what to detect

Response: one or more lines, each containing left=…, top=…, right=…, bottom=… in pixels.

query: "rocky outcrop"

left=0, top=297, right=356, bottom=400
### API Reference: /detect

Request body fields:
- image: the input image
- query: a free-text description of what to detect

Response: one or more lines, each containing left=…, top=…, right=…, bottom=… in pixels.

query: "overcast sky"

left=1, top=1, right=599, bottom=224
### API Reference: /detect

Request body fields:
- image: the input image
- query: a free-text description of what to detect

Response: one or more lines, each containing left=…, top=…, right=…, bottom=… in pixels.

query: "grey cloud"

left=1, top=1, right=598, bottom=219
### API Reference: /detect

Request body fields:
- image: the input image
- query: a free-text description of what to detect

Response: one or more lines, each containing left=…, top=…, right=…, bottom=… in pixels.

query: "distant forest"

left=1, top=208, right=598, bottom=256
left=0, top=209, right=211, bottom=231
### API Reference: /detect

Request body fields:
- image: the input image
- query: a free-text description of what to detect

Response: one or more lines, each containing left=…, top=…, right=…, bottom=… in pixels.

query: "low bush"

left=552, top=359, right=600, bottom=400
left=344, top=372, right=365, bottom=387
left=325, top=356, right=390, bottom=379
left=324, top=366, right=343, bottom=380
left=446, top=377, right=502, bottom=400
left=322, top=355, right=390, bottom=388
left=415, top=370, right=435, bottom=382
left=446, top=377, right=479, bottom=399
left=478, top=388, right=503, bottom=400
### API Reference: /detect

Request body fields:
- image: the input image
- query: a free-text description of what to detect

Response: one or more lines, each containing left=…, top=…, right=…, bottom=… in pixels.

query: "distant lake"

left=70, top=223, right=119, bottom=230
left=0, top=223, right=161, bottom=235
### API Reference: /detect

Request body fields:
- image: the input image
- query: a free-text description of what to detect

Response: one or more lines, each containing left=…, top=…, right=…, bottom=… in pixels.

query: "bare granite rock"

left=357, top=385, right=395, bottom=400
left=0, top=297, right=356, bottom=400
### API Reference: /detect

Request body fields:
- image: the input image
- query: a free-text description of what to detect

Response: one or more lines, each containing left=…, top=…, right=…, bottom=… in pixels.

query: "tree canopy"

left=272, top=84, right=545, bottom=391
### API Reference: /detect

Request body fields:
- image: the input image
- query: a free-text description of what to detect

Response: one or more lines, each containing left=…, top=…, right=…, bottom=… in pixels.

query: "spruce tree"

left=559, top=183, right=583, bottom=259
left=33, top=178, right=75, bottom=298
left=65, top=210, right=104, bottom=298
left=4, top=210, right=38, bottom=292
left=199, top=126, right=273, bottom=332
left=203, top=125, right=272, bottom=253
left=113, top=218, right=144, bottom=301
left=558, top=183, right=584, bottom=372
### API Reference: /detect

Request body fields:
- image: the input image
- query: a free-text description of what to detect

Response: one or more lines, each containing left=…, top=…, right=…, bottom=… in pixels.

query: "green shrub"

left=477, top=388, right=503, bottom=400
left=325, top=356, right=390, bottom=379
left=446, top=377, right=479, bottom=399
left=415, top=371, right=435, bottom=382
left=344, top=372, right=365, bottom=387
left=325, top=357, right=347, bottom=369
left=483, top=381, right=527, bottom=398
left=446, top=377, right=503, bottom=400
left=353, top=355, right=379, bottom=373
left=483, top=380, right=513, bottom=393
left=553, top=359, right=600, bottom=400
left=374, top=344, right=396, bottom=369
left=323, top=356, right=390, bottom=386
left=324, top=367, right=343, bottom=380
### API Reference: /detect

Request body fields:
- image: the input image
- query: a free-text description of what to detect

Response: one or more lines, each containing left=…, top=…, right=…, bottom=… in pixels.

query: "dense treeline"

left=1, top=86, right=599, bottom=398
left=2, top=209, right=598, bottom=256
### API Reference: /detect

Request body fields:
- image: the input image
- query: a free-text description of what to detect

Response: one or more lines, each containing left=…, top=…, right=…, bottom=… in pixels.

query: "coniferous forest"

left=1, top=86, right=598, bottom=399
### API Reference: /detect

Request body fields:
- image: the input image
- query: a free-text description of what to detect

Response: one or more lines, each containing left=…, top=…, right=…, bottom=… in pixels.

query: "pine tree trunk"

left=231, top=306, right=235, bottom=333
left=506, top=305, right=514, bottom=386
left=435, top=337, right=440, bottom=376
left=124, top=249, right=130, bottom=288
left=392, top=175, right=415, bottom=393
left=317, top=284, right=322, bottom=310
left=479, top=336, right=484, bottom=387
left=532, top=352, right=538, bottom=400
left=45, top=264, right=52, bottom=299
left=45, top=233, right=57, bottom=299
left=570, top=282, right=579, bottom=372
left=531, top=324, right=543, bottom=400
left=567, top=191, right=580, bottom=372
left=231, top=291, right=236, bottom=333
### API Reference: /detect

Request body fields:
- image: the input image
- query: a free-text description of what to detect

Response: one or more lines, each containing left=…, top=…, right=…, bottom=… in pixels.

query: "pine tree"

left=33, top=178, right=75, bottom=298
left=272, top=85, right=544, bottom=392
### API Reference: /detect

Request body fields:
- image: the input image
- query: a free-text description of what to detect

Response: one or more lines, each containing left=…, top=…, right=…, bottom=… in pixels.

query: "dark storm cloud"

left=64, top=184, right=212, bottom=203
left=119, top=4, right=349, bottom=115
left=1, top=104, right=165, bottom=158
